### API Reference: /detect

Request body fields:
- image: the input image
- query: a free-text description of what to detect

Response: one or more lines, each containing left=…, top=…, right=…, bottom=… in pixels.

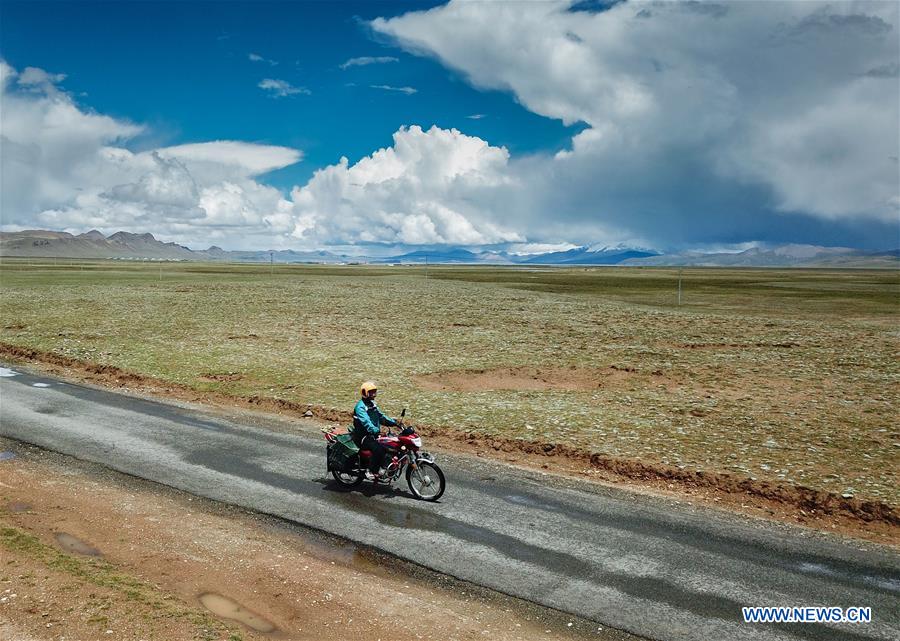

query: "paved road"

left=1, top=364, right=898, bottom=641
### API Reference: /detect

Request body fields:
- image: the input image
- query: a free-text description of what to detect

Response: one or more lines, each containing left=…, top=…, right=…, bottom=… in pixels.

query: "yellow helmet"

left=360, top=380, right=377, bottom=398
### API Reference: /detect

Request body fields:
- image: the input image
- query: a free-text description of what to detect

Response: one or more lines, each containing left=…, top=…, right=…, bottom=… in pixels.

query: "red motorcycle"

left=324, top=410, right=446, bottom=501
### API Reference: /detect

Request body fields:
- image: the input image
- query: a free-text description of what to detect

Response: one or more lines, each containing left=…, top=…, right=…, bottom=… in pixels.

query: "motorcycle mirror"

left=401, top=408, right=407, bottom=417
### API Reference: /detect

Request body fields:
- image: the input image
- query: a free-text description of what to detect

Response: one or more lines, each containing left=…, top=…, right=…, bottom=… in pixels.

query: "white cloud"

left=288, top=125, right=521, bottom=245
left=158, top=141, right=302, bottom=178
left=0, top=59, right=17, bottom=90
left=1, top=63, right=143, bottom=219
left=258, top=78, right=309, bottom=97
left=17, top=66, right=67, bottom=93
left=466, top=114, right=486, bottom=120
left=103, top=152, right=200, bottom=211
left=1, top=60, right=302, bottom=249
left=249, top=52, right=278, bottom=66
left=370, top=84, right=417, bottom=95
left=6, top=0, right=899, bottom=256
left=373, top=0, right=900, bottom=242
left=0, top=60, right=519, bottom=250
left=507, top=242, right=579, bottom=256
left=340, top=56, right=399, bottom=69
left=717, top=80, right=899, bottom=220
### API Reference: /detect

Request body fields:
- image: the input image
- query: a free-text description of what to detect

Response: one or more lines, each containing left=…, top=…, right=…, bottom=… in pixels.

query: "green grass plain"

left=1, top=259, right=898, bottom=504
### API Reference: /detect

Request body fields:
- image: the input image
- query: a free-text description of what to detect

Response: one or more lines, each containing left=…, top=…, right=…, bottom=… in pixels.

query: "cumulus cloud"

left=103, top=153, right=200, bottom=212
left=5, top=0, right=899, bottom=254
left=288, top=125, right=521, bottom=245
left=0, top=60, right=16, bottom=89
left=1, top=60, right=302, bottom=249
left=373, top=0, right=900, bottom=245
left=340, top=55, right=399, bottom=69
left=0, top=60, right=519, bottom=250
left=258, top=78, right=309, bottom=97
left=17, top=66, right=67, bottom=92
left=1, top=62, right=143, bottom=220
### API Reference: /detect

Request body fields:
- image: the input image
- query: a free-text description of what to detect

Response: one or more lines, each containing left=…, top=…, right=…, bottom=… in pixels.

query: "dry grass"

left=1, top=260, right=897, bottom=504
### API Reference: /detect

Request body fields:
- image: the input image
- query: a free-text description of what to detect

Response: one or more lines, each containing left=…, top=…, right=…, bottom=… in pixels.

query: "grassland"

left=1, top=259, right=897, bottom=505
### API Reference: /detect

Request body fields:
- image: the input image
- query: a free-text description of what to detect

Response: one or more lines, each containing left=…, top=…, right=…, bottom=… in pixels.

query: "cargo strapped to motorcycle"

left=327, top=432, right=359, bottom=472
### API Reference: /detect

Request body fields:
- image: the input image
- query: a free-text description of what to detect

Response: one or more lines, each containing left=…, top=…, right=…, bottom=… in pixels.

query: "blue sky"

left=1, top=1, right=898, bottom=252
left=0, top=0, right=579, bottom=189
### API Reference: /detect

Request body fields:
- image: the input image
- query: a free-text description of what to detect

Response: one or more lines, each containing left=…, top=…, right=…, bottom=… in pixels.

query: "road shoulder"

left=0, top=439, right=629, bottom=641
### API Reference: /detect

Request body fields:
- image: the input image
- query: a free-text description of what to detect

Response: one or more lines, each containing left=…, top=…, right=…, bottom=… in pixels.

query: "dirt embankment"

left=0, top=442, right=603, bottom=641
left=1, top=342, right=897, bottom=543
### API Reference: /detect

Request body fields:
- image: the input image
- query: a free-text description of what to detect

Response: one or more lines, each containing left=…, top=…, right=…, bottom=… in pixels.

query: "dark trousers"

left=358, top=434, right=386, bottom=473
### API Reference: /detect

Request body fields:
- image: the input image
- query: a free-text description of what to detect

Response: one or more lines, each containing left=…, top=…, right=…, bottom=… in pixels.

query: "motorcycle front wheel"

left=406, top=461, right=445, bottom=501
left=332, top=469, right=364, bottom=487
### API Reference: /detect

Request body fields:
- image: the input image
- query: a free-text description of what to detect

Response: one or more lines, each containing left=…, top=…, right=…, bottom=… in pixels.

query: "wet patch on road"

left=185, top=445, right=897, bottom=641
left=198, top=593, right=276, bottom=633
left=302, top=534, right=384, bottom=574
left=454, top=473, right=900, bottom=598
left=796, top=561, right=900, bottom=594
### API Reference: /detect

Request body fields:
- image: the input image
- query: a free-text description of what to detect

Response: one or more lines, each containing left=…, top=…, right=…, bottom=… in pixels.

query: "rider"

left=352, top=381, right=400, bottom=480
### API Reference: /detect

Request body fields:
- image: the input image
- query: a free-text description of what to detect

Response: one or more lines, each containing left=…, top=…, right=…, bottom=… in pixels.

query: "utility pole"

left=270, top=251, right=274, bottom=275
left=425, top=254, right=428, bottom=281
left=677, top=268, right=683, bottom=306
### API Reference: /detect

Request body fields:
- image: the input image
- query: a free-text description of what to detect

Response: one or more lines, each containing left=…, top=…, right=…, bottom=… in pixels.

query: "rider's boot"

left=364, top=468, right=388, bottom=481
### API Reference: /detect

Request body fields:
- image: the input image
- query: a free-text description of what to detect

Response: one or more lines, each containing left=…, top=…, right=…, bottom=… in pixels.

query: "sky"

left=1, top=0, right=898, bottom=254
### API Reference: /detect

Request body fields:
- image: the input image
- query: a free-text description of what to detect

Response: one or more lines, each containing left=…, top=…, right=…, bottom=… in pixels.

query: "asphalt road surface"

left=1, top=364, right=898, bottom=641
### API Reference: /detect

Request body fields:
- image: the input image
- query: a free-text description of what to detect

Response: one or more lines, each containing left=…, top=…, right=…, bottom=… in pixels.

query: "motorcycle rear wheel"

left=332, top=469, right=364, bottom=487
left=406, top=461, right=445, bottom=501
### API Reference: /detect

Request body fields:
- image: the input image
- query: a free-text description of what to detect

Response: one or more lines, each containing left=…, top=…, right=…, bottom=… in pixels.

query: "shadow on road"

left=316, top=475, right=420, bottom=502
left=181, top=446, right=887, bottom=641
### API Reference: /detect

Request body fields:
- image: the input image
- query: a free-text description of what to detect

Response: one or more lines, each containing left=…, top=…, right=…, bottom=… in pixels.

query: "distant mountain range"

left=1, top=229, right=199, bottom=260
left=1, top=229, right=896, bottom=268
left=0, top=230, right=349, bottom=263
left=620, top=245, right=900, bottom=268
left=372, top=245, right=658, bottom=265
left=521, top=246, right=658, bottom=265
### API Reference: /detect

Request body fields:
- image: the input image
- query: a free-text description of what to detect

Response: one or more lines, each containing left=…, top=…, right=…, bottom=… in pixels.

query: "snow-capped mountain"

left=2, top=231, right=896, bottom=268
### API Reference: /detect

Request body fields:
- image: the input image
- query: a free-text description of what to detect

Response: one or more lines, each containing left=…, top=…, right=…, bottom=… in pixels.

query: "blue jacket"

left=353, top=398, right=397, bottom=437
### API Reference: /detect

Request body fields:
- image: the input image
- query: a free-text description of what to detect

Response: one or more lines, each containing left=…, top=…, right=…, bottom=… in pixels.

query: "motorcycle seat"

left=359, top=450, right=372, bottom=456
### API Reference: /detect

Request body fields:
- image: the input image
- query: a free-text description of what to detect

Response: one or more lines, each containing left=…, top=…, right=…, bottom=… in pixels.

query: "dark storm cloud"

left=681, top=2, right=729, bottom=19
left=862, top=62, right=900, bottom=78
left=787, top=11, right=893, bottom=38
left=374, top=1, right=899, bottom=250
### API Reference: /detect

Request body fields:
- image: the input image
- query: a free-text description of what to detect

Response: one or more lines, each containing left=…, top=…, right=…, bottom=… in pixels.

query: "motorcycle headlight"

left=411, top=437, right=422, bottom=448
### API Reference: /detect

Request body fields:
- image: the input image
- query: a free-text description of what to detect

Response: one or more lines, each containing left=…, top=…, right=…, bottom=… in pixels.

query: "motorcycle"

left=324, top=409, right=446, bottom=501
